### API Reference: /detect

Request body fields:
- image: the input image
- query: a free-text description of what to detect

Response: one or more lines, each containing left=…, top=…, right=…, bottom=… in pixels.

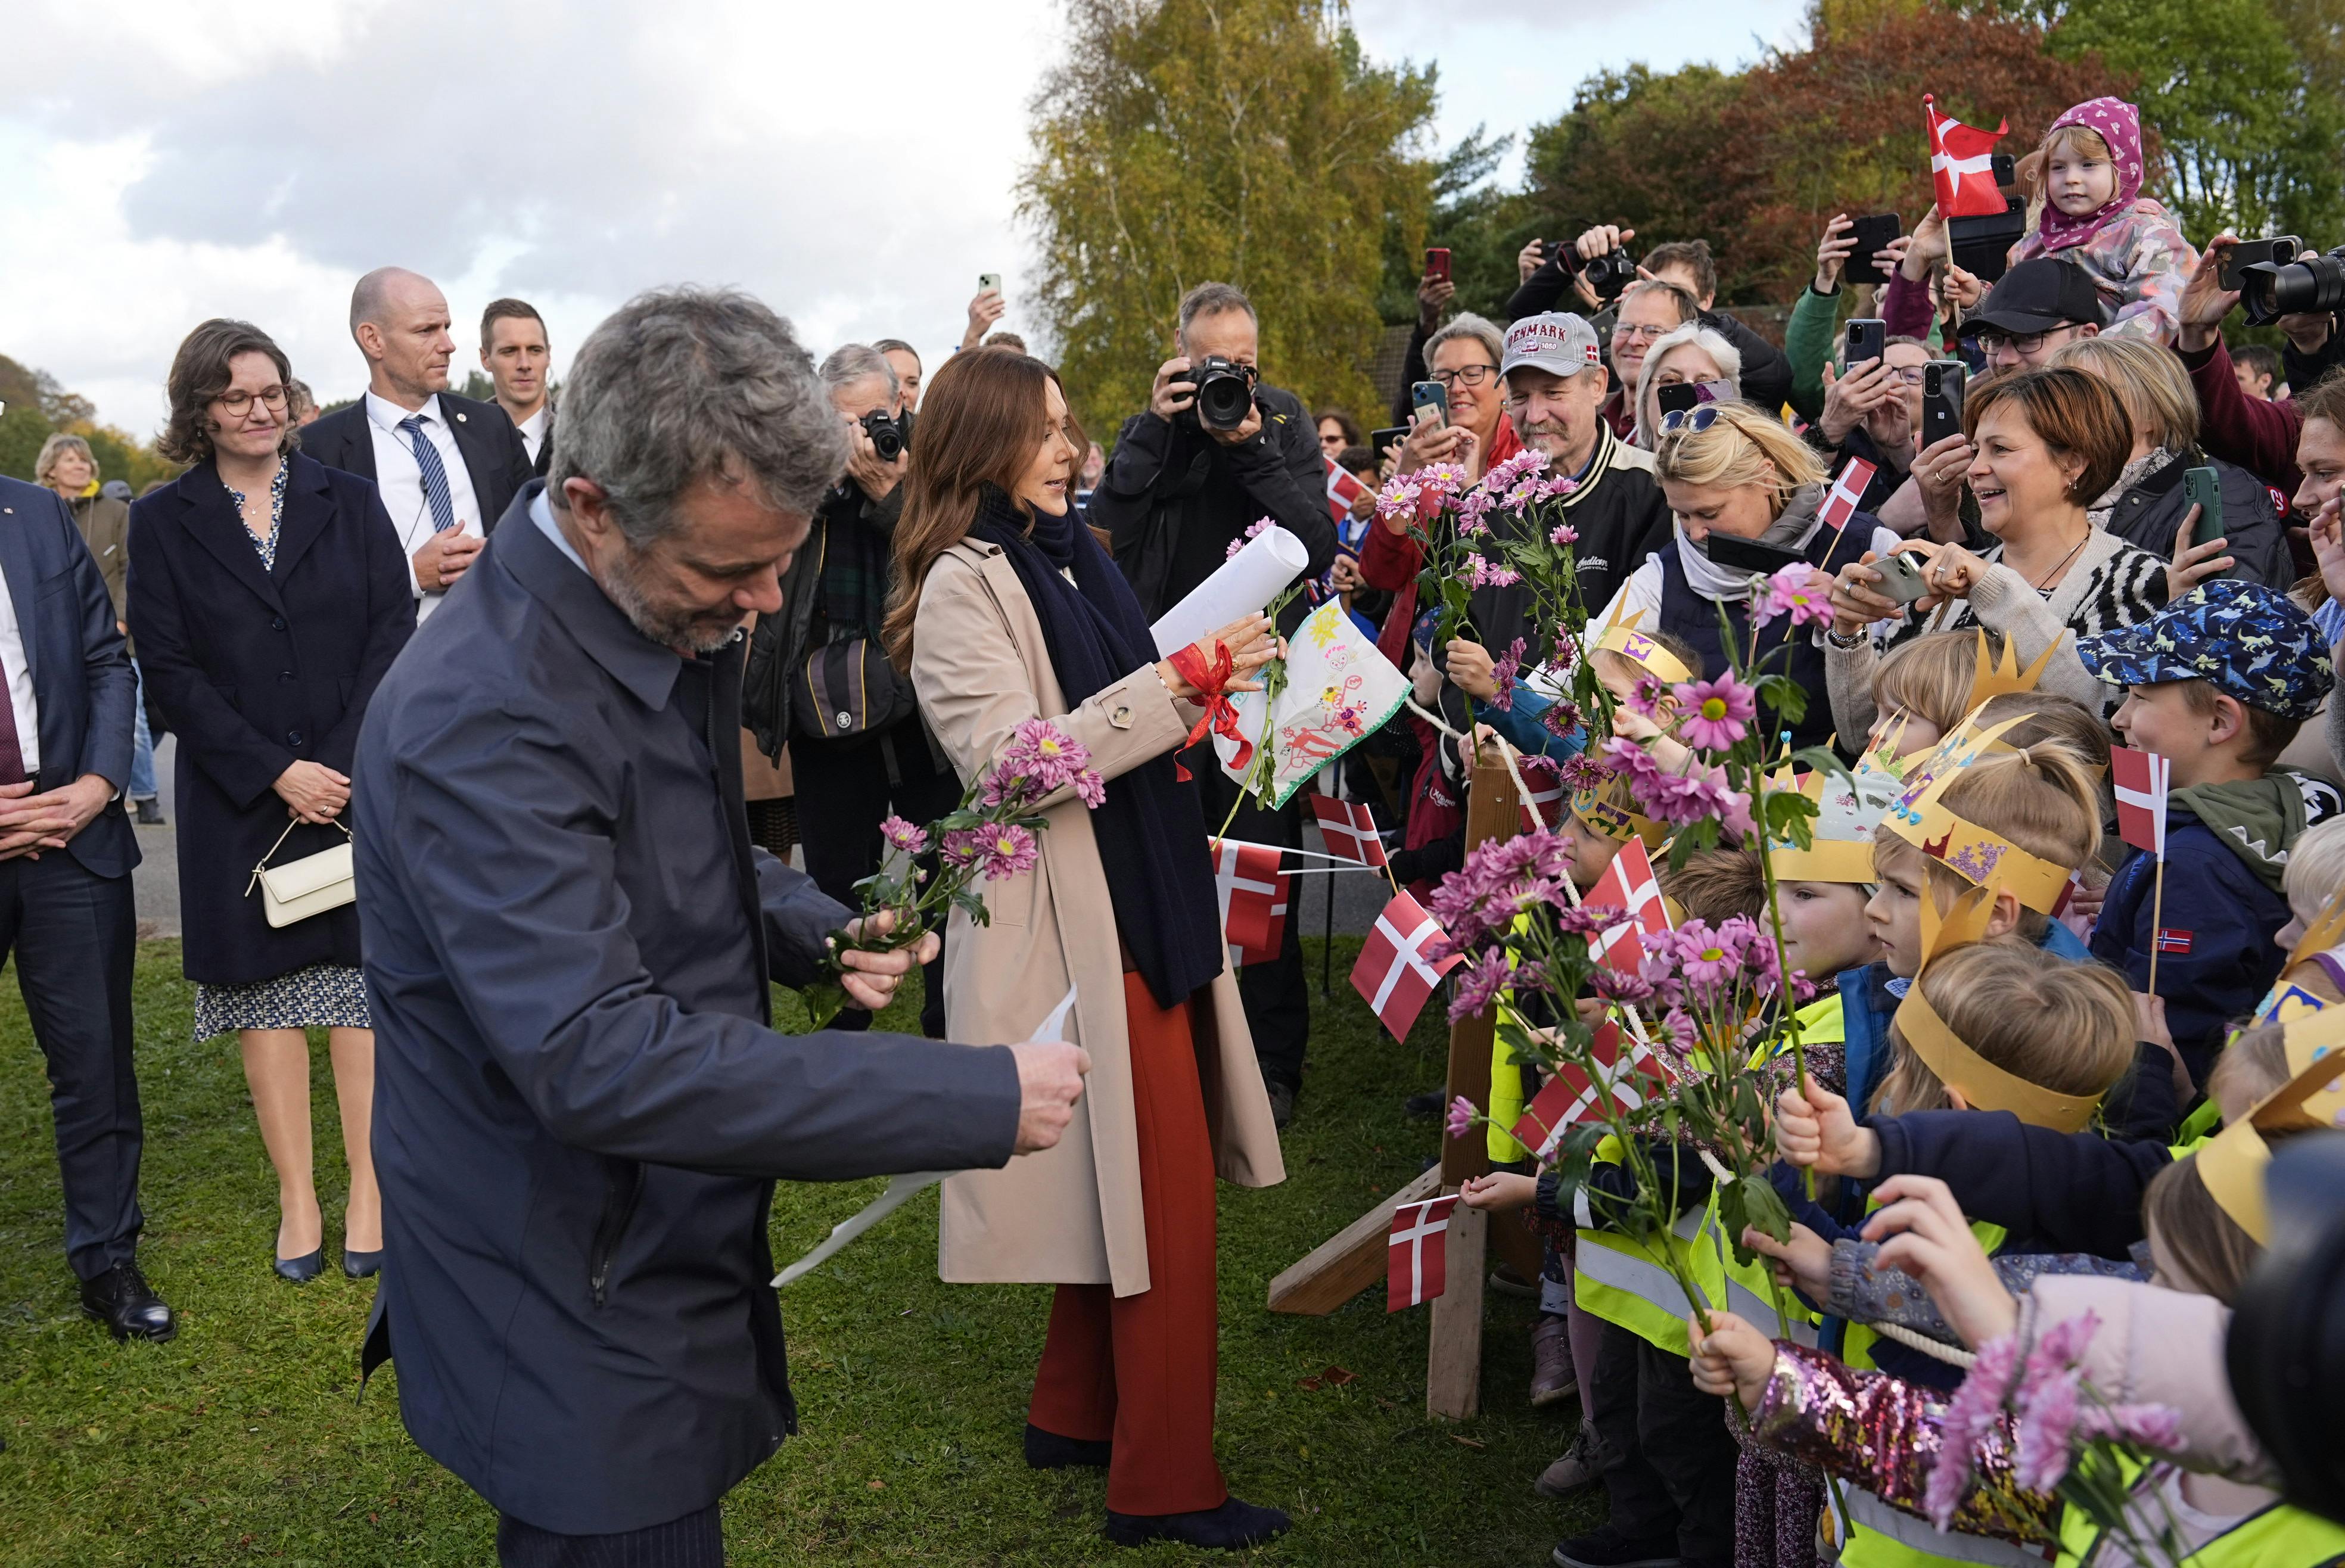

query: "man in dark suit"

left=354, top=287, right=1089, bottom=1567
left=299, top=266, right=534, bottom=621
left=0, top=475, right=169, bottom=1341
left=479, top=297, right=555, bottom=477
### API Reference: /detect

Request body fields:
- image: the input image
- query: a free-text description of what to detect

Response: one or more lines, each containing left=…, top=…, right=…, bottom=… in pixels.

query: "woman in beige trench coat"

left=889, top=347, right=1290, bottom=1551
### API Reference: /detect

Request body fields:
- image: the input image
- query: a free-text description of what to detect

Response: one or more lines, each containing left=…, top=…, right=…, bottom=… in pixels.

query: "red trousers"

left=1027, top=970, right=1226, bottom=1516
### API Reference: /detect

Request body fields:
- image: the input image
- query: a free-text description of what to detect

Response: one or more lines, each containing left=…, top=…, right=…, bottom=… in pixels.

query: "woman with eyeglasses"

left=1630, top=322, right=1743, bottom=450
left=1391, top=312, right=1522, bottom=485
left=1588, top=400, right=1899, bottom=755
left=127, top=319, right=415, bottom=1283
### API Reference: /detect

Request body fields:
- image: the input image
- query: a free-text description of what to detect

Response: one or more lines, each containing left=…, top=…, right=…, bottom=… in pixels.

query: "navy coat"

left=353, top=486, right=1025, bottom=1534
left=126, top=454, right=415, bottom=985
left=0, top=476, right=138, bottom=879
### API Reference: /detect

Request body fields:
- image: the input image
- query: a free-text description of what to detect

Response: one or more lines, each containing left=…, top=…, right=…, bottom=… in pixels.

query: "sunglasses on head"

left=1659, top=404, right=1727, bottom=435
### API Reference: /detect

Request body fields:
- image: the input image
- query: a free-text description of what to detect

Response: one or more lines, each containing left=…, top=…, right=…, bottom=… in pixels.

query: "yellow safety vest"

left=1573, top=1135, right=1728, bottom=1357
left=2054, top=1461, right=2345, bottom=1567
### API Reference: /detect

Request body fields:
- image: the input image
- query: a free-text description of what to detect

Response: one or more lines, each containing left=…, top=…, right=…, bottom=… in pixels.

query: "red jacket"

left=1359, top=416, right=1525, bottom=670
left=2180, top=334, right=2304, bottom=499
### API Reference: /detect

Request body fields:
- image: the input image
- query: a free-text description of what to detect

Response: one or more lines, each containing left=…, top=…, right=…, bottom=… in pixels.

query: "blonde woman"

left=887, top=347, right=1291, bottom=1551
left=1590, top=400, right=1899, bottom=754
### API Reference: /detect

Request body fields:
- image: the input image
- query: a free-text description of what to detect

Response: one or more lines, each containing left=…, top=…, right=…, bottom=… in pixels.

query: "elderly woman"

left=1631, top=322, right=1742, bottom=449
left=1825, top=366, right=2223, bottom=730
left=1591, top=400, right=1899, bottom=755
left=889, top=347, right=1290, bottom=1551
left=1393, top=311, right=1522, bottom=483
left=37, top=435, right=160, bottom=820
left=2049, top=333, right=2293, bottom=584
left=126, top=321, right=415, bottom=1282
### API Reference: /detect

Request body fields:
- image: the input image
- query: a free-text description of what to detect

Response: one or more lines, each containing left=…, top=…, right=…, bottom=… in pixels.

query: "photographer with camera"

left=1092, top=282, right=1336, bottom=1128
left=2172, top=233, right=2345, bottom=508
left=744, top=344, right=956, bottom=1037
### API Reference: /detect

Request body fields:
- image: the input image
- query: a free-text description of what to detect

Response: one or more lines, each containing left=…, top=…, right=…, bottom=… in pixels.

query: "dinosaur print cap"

left=2078, top=579, right=2334, bottom=720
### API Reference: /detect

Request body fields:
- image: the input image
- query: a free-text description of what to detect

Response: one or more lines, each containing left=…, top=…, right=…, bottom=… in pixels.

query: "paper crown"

left=1967, top=629, right=2063, bottom=708
left=1594, top=609, right=1694, bottom=688
left=1892, top=886, right=2105, bottom=1131
left=2196, top=1010, right=2345, bottom=1245
left=1571, top=775, right=1668, bottom=850
left=1769, top=768, right=1903, bottom=884
left=1884, top=713, right=2073, bottom=915
left=1854, top=712, right=1915, bottom=784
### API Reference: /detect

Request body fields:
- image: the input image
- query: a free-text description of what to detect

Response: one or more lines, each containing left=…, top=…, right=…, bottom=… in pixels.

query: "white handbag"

left=247, top=818, right=356, bottom=928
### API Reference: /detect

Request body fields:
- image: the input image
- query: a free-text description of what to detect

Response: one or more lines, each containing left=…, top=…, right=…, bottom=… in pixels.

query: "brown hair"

left=1968, top=690, right=2115, bottom=779
left=1963, top=366, right=2133, bottom=505
left=1874, top=745, right=2101, bottom=941
left=2141, top=1156, right=2263, bottom=1303
left=884, top=348, right=1077, bottom=669
left=1873, top=631, right=1994, bottom=743
left=1659, top=845, right=1765, bottom=926
left=2042, top=122, right=2114, bottom=164
left=480, top=297, right=547, bottom=352
left=2293, top=366, right=2345, bottom=434
left=2178, top=677, right=2302, bottom=766
left=157, top=318, right=296, bottom=466
left=1641, top=239, right=1718, bottom=302
left=2048, top=334, right=2199, bottom=452
left=1875, top=938, right=2135, bottom=1115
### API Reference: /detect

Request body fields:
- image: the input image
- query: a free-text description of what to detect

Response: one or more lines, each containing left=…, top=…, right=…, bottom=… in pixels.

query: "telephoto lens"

left=1192, top=355, right=1257, bottom=431
left=859, top=408, right=906, bottom=462
left=2241, top=245, right=2345, bottom=326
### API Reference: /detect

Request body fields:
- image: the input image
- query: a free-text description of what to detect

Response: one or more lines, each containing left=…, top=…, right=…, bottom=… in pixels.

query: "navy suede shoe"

left=1106, top=1496, right=1292, bottom=1550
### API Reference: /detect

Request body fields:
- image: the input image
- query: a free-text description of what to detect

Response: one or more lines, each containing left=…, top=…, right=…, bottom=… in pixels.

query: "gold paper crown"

left=1855, top=712, right=1915, bottom=784
left=1594, top=609, right=1694, bottom=688
left=1769, top=769, right=1899, bottom=885
left=1884, top=714, right=2073, bottom=915
left=2197, top=1010, right=2345, bottom=1245
left=1571, top=776, right=1668, bottom=850
left=1892, top=887, right=2105, bottom=1131
left=1965, top=629, right=2063, bottom=708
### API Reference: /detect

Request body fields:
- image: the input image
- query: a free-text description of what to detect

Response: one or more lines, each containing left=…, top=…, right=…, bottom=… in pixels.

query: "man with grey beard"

left=350, top=287, right=1088, bottom=1567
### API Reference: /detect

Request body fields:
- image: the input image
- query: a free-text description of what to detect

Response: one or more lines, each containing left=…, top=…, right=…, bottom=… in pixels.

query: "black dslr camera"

left=859, top=407, right=907, bottom=462
left=1577, top=247, right=1638, bottom=304
left=2236, top=238, right=2345, bottom=326
left=1189, top=355, right=1259, bottom=432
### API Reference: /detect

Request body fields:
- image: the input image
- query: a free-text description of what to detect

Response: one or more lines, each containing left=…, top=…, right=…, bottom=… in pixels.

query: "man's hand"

left=1813, top=212, right=1855, bottom=294
left=2279, top=310, right=2334, bottom=357
left=842, top=417, right=907, bottom=502
left=835, top=910, right=942, bottom=1012
left=962, top=287, right=1006, bottom=350
left=2178, top=235, right=2241, bottom=353
left=1008, top=1041, right=1090, bottom=1155
left=0, top=777, right=89, bottom=860
left=413, top=528, right=482, bottom=593
left=1417, top=272, right=1456, bottom=331
left=1516, top=237, right=1547, bottom=285
left=1203, top=397, right=1263, bottom=447
left=273, top=759, right=351, bottom=824
left=1573, top=223, right=1632, bottom=263
left=1148, top=356, right=1197, bottom=425
left=1818, top=360, right=1895, bottom=446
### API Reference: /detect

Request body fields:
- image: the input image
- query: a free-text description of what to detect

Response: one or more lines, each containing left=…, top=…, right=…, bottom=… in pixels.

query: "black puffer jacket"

left=2101, top=449, right=2292, bottom=588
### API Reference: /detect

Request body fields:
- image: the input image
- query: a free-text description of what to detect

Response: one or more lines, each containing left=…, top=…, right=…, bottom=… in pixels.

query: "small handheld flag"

left=1924, top=95, right=2011, bottom=217
left=2110, top=747, right=2170, bottom=855
left=1352, top=891, right=1464, bottom=1041
left=1818, top=457, right=1877, bottom=543
left=1310, top=794, right=1389, bottom=868
left=1387, top=1194, right=1461, bottom=1310
left=1585, top=837, right=1670, bottom=975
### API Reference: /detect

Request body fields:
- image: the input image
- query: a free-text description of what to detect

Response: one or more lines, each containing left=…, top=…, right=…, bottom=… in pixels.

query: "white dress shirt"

left=365, top=390, right=484, bottom=620
left=0, top=571, right=39, bottom=776
left=515, top=404, right=551, bottom=466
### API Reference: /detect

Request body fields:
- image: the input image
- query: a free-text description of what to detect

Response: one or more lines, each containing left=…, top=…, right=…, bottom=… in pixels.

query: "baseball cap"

left=1501, top=313, right=1604, bottom=381
left=1967, top=258, right=2111, bottom=336
left=2078, top=579, right=2335, bottom=719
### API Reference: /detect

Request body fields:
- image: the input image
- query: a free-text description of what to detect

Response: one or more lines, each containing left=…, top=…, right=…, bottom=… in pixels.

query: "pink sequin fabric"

left=1749, top=1342, right=2058, bottom=1550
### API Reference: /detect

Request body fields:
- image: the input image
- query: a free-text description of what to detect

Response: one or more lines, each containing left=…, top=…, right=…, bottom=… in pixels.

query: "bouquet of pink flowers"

left=801, top=717, right=1103, bottom=1028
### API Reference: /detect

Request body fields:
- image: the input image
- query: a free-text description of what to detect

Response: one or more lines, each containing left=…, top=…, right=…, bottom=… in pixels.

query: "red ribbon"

left=1169, top=640, right=1252, bottom=782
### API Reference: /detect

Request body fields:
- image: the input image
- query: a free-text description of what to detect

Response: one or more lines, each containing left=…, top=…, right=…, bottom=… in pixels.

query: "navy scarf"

left=971, top=487, right=1223, bottom=1009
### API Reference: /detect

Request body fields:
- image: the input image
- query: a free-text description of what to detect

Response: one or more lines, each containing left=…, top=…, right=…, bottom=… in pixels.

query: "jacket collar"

left=0, top=484, right=40, bottom=686
left=172, top=459, right=288, bottom=615
left=494, top=480, right=682, bottom=712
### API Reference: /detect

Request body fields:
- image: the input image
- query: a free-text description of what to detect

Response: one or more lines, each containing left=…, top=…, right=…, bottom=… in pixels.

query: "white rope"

left=1698, top=1148, right=1736, bottom=1186
left=1871, top=1319, right=1977, bottom=1368
left=1212, top=837, right=1385, bottom=868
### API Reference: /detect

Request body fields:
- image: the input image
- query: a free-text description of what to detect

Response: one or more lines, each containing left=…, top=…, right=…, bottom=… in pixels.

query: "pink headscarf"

left=2034, top=97, right=2146, bottom=252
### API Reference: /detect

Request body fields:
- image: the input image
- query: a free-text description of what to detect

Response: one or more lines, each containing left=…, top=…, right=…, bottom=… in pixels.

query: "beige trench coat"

left=909, top=538, right=1285, bottom=1298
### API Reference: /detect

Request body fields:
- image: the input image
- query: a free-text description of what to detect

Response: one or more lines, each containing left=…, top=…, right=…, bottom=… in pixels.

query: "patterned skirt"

left=194, top=962, right=372, bottom=1042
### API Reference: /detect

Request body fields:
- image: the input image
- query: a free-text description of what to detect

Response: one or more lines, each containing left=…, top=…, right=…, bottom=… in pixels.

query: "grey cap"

left=1501, top=313, right=1604, bottom=381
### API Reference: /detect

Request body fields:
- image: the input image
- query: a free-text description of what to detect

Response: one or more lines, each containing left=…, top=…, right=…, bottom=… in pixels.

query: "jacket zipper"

left=589, top=1159, right=646, bottom=1308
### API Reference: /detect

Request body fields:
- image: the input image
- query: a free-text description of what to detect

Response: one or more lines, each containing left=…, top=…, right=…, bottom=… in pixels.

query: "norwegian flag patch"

left=2157, top=928, right=2194, bottom=954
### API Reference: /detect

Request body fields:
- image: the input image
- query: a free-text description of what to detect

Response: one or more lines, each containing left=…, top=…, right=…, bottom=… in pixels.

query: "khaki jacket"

left=909, top=539, right=1284, bottom=1296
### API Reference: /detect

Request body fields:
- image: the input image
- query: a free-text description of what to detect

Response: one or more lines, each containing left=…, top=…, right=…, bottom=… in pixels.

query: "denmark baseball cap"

left=1501, top=313, right=1604, bottom=381
left=1967, top=258, right=2111, bottom=335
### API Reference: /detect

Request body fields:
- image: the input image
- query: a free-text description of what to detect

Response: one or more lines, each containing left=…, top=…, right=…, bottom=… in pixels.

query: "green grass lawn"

left=0, top=939, right=1597, bottom=1566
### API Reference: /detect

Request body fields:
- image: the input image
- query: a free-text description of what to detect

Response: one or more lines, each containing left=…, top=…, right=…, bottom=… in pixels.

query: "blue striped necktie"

left=398, top=413, right=458, bottom=533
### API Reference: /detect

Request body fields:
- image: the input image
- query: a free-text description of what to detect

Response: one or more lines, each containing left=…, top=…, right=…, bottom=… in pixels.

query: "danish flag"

left=1507, top=1022, right=1656, bottom=1158
left=1352, top=891, right=1464, bottom=1041
left=1208, top=838, right=1289, bottom=965
left=2111, top=747, right=2170, bottom=855
left=1924, top=95, right=2011, bottom=218
left=1519, top=758, right=1566, bottom=833
left=1310, top=794, right=1389, bottom=867
left=1820, top=457, right=1877, bottom=542
left=1585, top=837, right=1671, bottom=975
left=1387, top=1193, right=1461, bottom=1311
left=1325, top=454, right=1370, bottom=522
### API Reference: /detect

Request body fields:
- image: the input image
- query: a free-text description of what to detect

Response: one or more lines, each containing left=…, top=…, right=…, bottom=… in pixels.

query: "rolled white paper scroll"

left=1148, top=525, right=1308, bottom=657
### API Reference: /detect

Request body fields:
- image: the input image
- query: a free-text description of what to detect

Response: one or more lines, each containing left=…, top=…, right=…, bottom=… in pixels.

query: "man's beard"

left=600, top=543, right=741, bottom=654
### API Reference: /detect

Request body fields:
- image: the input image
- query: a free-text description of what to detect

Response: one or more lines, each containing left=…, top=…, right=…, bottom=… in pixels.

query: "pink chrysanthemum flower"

left=1672, top=674, right=1758, bottom=752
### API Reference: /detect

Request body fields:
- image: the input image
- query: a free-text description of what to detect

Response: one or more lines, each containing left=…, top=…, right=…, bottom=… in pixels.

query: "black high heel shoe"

left=342, top=1248, right=382, bottom=1280
left=273, top=1248, right=324, bottom=1284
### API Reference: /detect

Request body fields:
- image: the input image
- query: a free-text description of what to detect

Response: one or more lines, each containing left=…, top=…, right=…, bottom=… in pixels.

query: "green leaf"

left=1722, top=1174, right=1792, bottom=1268
left=1754, top=672, right=1808, bottom=726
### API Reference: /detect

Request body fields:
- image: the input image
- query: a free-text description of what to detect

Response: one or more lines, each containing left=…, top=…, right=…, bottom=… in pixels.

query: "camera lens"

left=1195, top=359, right=1255, bottom=431
left=860, top=410, right=904, bottom=462
left=2243, top=247, right=2345, bottom=324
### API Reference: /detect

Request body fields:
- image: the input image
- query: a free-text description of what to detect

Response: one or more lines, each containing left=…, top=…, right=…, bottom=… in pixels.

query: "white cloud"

left=0, top=0, right=1809, bottom=433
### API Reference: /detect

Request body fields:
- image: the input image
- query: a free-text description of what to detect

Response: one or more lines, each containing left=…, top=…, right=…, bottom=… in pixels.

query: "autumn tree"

left=1020, top=0, right=1438, bottom=435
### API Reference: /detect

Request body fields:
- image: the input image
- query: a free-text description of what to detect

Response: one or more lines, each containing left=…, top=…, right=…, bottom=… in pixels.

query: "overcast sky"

left=0, top=0, right=1806, bottom=434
